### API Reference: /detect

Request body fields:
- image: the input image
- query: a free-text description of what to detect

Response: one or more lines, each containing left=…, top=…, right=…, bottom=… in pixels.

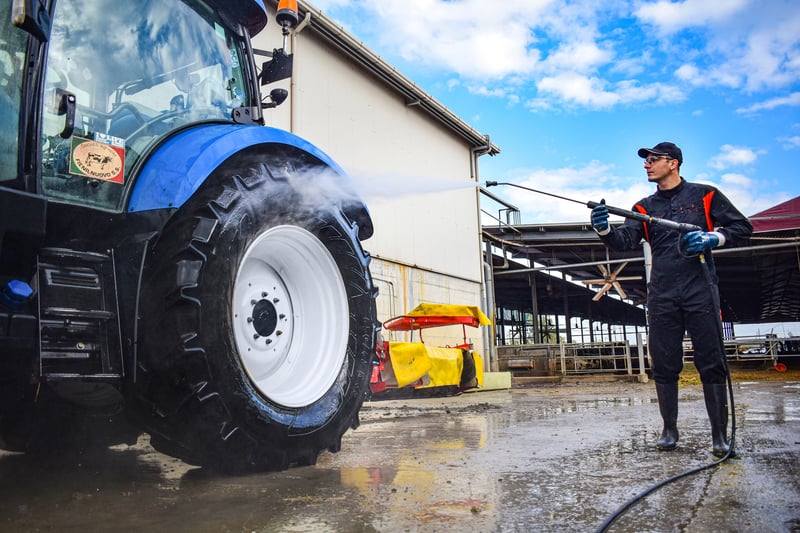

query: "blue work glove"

left=682, top=231, right=722, bottom=253
left=591, top=200, right=610, bottom=234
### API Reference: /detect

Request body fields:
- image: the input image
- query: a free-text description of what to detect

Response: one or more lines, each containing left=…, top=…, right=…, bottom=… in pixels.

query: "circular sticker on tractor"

left=69, top=137, right=125, bottom=183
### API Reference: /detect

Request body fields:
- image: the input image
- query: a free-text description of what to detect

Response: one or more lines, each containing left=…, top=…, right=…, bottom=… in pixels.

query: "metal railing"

left=496, top=335, right=649, bottom=378
left=496, top=334, right=798, bottom=379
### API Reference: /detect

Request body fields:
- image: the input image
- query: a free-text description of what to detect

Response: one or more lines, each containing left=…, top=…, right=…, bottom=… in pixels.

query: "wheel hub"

left=251, top=298, right=278, bottom=337
left=236, top=275, right=293, bottom=356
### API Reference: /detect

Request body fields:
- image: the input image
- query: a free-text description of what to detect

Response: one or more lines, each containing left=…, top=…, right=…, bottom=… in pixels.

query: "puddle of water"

left=1, top=382, right=798, bottom=532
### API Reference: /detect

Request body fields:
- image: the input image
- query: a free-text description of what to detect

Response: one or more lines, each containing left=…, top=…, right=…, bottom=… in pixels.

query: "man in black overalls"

left=591, top=142, right=752, bottom=456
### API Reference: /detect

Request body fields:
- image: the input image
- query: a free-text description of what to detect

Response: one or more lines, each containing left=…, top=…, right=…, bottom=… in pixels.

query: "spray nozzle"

left=485, top=180, right=498, bottom=187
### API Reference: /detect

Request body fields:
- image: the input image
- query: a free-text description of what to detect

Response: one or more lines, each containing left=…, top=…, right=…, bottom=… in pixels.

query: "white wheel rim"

left=232, top=225, right=348, bottom=408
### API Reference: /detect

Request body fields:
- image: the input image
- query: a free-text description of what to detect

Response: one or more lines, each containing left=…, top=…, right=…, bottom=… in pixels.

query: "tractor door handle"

left=55, top=88, right=76, bottom=138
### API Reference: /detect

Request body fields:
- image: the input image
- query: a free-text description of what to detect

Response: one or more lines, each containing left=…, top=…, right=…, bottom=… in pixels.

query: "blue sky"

left=309, top=0, right=799, bottom=224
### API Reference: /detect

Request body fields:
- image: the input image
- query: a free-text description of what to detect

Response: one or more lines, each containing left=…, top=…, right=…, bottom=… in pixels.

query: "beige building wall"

left=252, top=3, right=493, bottom=352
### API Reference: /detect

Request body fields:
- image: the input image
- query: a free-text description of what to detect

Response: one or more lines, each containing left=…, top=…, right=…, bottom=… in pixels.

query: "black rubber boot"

left=703, top=383, right=731, bottom=457
left=655, top=382, right=679, bottom=451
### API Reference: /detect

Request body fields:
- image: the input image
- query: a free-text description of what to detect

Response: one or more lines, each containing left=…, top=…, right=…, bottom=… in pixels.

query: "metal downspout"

left=288, top=12, right=312, bottom=133
left=472, top=136, right=495, bottom=369
left=470, top=135, right=494, bottom=181
left=483, top=255, right=497, bottom=371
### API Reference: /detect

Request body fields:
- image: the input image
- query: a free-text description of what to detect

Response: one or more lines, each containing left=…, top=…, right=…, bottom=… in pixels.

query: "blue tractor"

left=0, top=0, right=378, bottom=472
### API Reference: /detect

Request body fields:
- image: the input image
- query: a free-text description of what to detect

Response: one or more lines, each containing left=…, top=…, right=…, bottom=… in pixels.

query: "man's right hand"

left=591, top=200, right=610, bottom=234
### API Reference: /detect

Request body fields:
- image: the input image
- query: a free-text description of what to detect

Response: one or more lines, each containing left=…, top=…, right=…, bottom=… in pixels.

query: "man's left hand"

left=682, top=231, right=721, bottom=253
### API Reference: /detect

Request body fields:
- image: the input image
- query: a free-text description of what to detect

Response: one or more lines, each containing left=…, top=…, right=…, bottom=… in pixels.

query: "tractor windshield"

left=40, top=0, right=257, bottom=211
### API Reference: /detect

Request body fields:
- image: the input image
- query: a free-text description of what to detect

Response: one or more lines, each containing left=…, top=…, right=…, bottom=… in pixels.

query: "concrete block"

left=476, top=371, right=512, bottom=391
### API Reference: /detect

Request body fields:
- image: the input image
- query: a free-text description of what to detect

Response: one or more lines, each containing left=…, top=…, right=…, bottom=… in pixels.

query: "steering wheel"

left=123, top=108, right=191, bottom=146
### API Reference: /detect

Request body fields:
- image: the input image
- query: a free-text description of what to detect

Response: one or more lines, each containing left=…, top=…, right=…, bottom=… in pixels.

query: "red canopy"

left=749, top=196, right=800, bottom=233
left=383, top=314, right=484, bottom=331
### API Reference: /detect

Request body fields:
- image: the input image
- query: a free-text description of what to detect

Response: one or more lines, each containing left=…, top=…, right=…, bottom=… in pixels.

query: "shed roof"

left=750, top=196, right=800, bottom=233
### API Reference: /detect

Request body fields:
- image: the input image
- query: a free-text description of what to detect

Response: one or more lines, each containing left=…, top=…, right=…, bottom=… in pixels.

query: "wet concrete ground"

left=0, top=379, right=798, bottom=532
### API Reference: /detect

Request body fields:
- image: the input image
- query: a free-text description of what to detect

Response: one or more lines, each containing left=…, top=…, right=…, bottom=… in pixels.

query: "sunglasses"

left=644, top=156, right=673, bottom=164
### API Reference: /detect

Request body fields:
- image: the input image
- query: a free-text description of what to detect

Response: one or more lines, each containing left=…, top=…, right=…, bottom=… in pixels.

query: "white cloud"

left=643, top=2, right=800, bottom=92
left=708, top=144, right=762, bottom=170
left=737, top=92, right=800, bottom=114
left=616, top=80, right=686, bottom=103
left=367, top=0, right=550, bottom=79
left=316, top=0, right=800, bottom=112
left=531, top=74, right=684, bottom=110
left=467, top=84, right=511, bottom=99
left=779, top=135, right=800, bottom=149
left=535, top=73, right=619, bottom=108
left=720, top=173, right=753, bottom=188
left=675, top=64, right=702, bottom=85
left=540, top=41, right=614, bottom=74
left=635, top=0, right=749, bottom=33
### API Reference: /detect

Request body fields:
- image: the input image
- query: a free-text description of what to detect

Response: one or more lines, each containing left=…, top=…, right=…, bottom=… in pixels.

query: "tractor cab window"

left=0, top=0, right=27, bottom=183
left=40, top=0, right=254, bottom=211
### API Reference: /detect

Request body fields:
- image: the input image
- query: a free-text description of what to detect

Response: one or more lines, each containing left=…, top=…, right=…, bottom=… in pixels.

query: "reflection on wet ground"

left=0, top=381, right=797, bottom=532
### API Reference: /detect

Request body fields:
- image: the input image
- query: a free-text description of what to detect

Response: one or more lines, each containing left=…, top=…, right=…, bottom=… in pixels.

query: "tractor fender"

left=128, top=124, right=374, bottom=240
left=128, top=124, right=344, bottom=213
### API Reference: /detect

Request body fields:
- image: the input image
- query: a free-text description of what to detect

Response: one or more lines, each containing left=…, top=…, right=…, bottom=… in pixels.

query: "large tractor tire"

left=132, top=145, right=378, bottom=472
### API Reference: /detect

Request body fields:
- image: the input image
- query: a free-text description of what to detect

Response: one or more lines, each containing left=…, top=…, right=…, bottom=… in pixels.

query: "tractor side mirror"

left=262, top=88, right=288, bottom=109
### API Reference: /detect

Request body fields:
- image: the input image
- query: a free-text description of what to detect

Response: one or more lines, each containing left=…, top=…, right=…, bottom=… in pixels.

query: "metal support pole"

left=624, top=340, right=632, bottom=375
left=563, top=289, right=572, bottom=343
left=529, top=271, right=540, bottom=343
left=637, top=333, right=648, bottom=382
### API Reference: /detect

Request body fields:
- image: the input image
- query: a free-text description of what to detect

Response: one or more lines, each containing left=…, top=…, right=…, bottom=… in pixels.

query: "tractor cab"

left=11, top=0, right=265, bottom=212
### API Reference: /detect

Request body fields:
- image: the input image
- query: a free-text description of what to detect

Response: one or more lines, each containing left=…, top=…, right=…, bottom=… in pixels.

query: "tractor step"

left=37, top=248, right=123, bottom=381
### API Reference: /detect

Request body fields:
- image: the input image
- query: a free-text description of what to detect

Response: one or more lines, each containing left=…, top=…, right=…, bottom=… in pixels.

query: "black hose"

left=594, top=252, right=736, bottom=533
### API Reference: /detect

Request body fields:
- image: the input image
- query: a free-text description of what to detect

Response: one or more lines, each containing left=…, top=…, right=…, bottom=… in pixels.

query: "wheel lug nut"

left=266, top=339, right=272, bottom=345
left=253, top=333, right=260, bottom=340
left=273, top=298, right=279, bottom=303
left=276, top=330, right=283, bottom=336
left=279, top=314, right=285, bottom=319
left=247, top=317, right=253, bottom=323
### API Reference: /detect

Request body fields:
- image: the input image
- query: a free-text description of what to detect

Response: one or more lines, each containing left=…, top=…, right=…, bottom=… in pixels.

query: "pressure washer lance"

left=484, top=181, right=702, bottom=233
left=484, top=180, right=736, bottom=532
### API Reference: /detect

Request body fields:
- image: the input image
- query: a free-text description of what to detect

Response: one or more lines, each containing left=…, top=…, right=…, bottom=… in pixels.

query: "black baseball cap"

left=638, top=142, right=682, bottom=165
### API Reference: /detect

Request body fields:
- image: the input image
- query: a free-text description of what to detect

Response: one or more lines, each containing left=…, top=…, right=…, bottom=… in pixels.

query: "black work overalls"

left=598, top=179, right=753, bottom=384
